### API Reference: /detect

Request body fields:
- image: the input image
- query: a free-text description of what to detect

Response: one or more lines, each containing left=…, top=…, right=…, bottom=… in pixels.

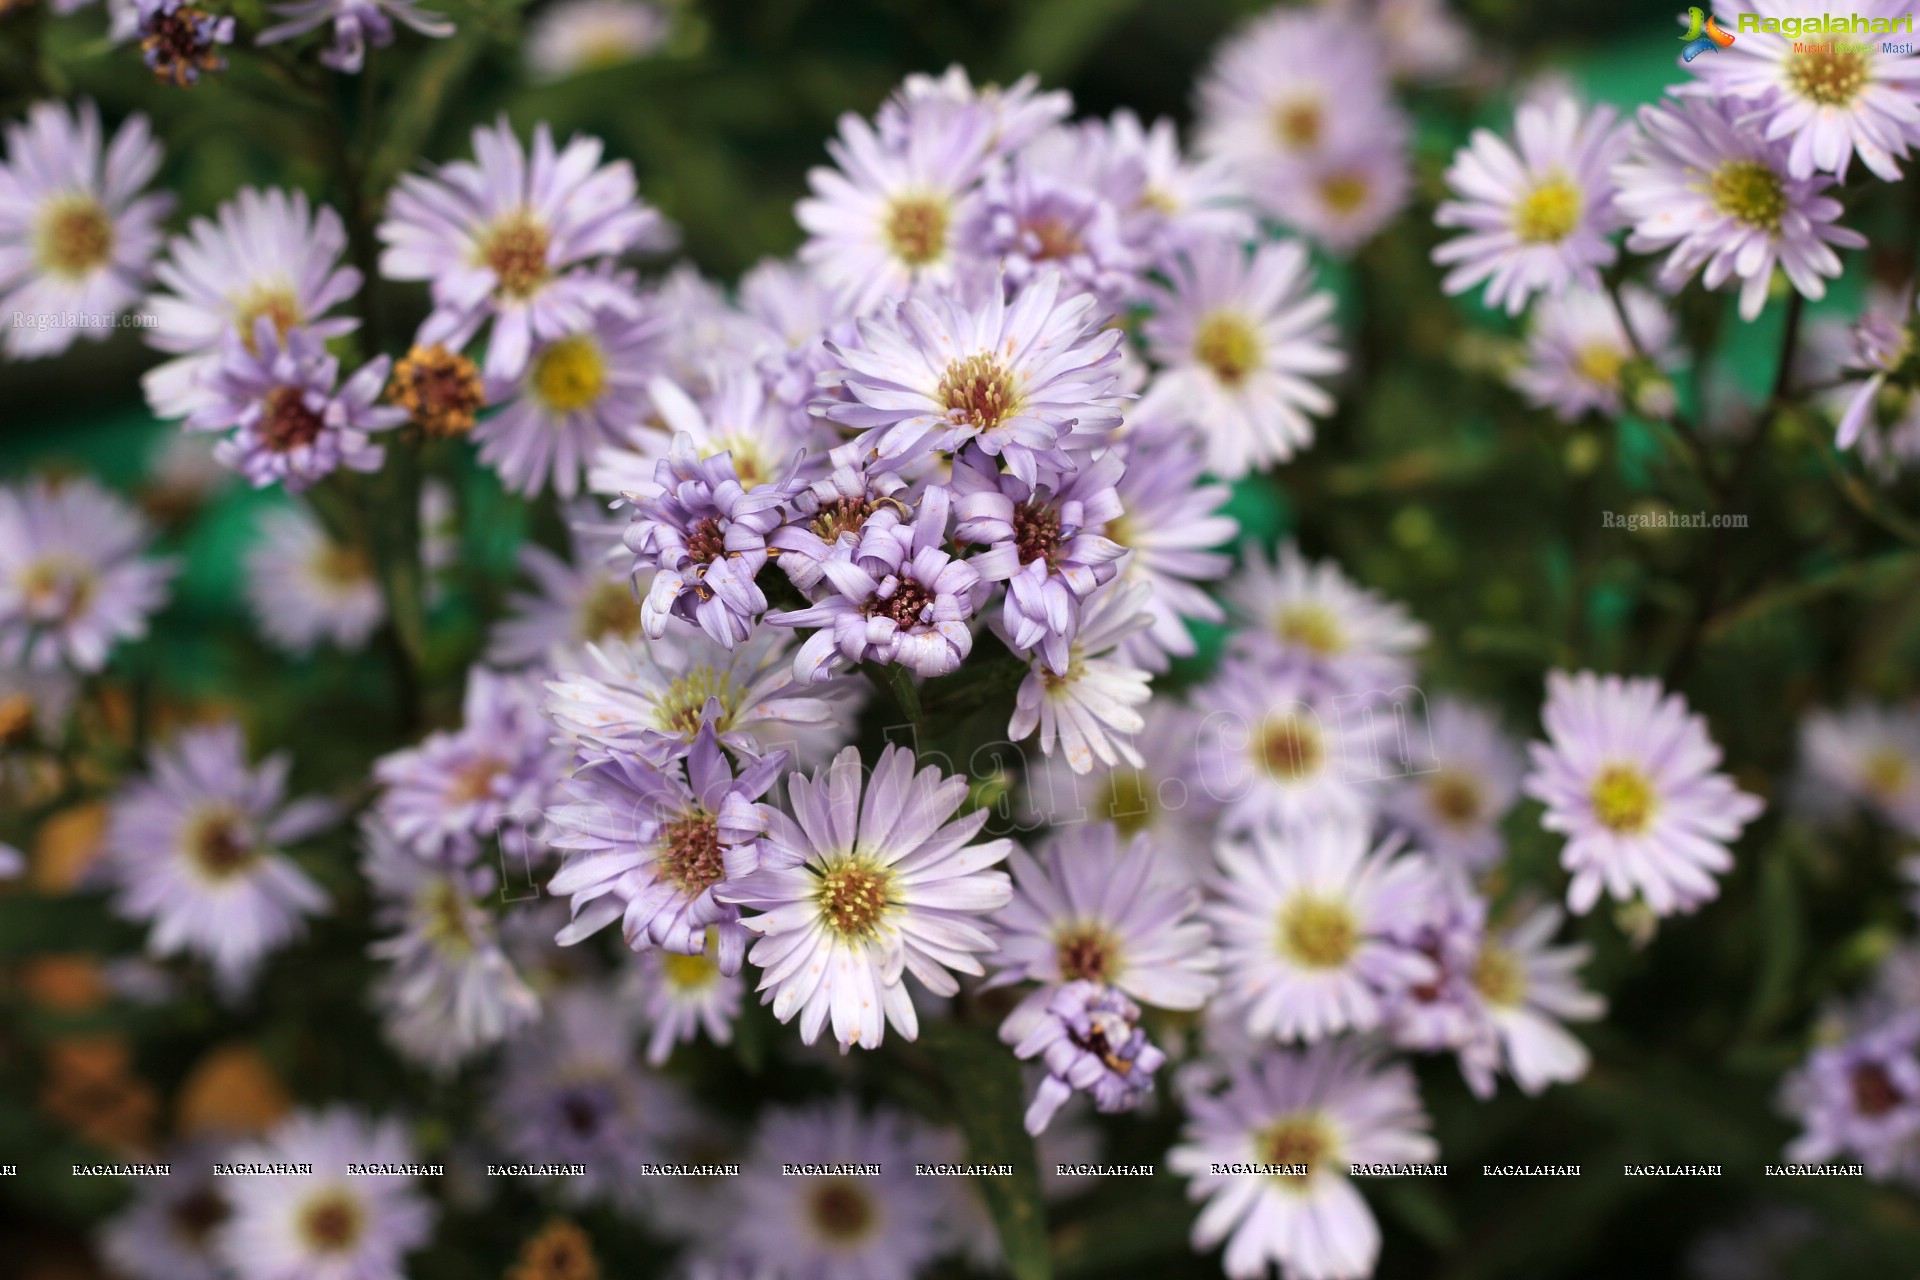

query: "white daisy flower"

left=244, top=503, right=385, bottom=655
left=1006, top=579, right=1155, bottom=776
left=1225, top=541, right=1427, bottom=699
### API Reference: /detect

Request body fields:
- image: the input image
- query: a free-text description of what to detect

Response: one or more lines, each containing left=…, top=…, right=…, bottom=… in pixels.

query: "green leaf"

left=1740, top=845, right=1803, bottom=1038
left=996, top=0, right=1140, bottom=82
left=922, top=1022, right=1051, bottom=1280
left=0, top=894, right=141, bottom=958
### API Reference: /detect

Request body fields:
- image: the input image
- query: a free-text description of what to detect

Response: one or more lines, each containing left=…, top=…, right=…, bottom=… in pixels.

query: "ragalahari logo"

left=1679, top=7, right=1737, bottom=60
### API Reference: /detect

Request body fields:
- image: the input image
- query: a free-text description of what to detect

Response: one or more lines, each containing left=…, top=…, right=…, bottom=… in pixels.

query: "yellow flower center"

left=1318, top=170, right=1371, bottom=216
left=1708, top=160, right=1787, bottom=233
left=231, top=284, right=303, bottom=354
left=1257, top=714, right=1323, bottom=781
left=311, top=540, right=372, bottom=589
left=1788, top=46, right=1869, bottom=107
left=652, top=665, right=742, bottom=738
left=531, top=335, right=608, bottom=415
left=1277, top=604, right=1344, bottom=656
left=1861, top=747, right=1909, bottom=802
left=1194, top=312, right=1261, bottom=387
left=481, top=211, right=553, bottom=298
left=1092, top=767, right=1156, bottom=836
left=19, top=556, right=95, bottom=623
left=1271, top=98, right=1324, bottom=151
left=1512, top=177, right=1582, bottom=244
left=1574, top=342, right=1626, bottom=389
left=660, top=946, right=723, bottom=991
left=1590, top=763, right=1658, bottom=835
left=884, top=195, right=948, bottom=267
left=815, top=858, right=895, bottom=940
left=297, top=1191, right=364, bottom=1253
left=1259, top=1112, right=1338, bottom=1185
left=0, top=692, right=35, bottom=745
left=422, top=878, right=477, bottom=956
left=938, top=353, right=1020, bottom=433
left=1277, top=895, right=1358, bottom=969
left=578, top=578, right=642, bottom=641
left=36, top=196, right=115, bottom=278
left=1473, top=941, right=1527, bottom=1007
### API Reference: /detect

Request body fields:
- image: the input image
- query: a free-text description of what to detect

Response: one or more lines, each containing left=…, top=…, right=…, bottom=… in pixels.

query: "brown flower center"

left=1013, top=498, right=1062, bottom=566
left=579, top=579, right=642, bottom=640
left=808, top=1178, right=877, bottom=1243
left=1259, top=1113, right=1336, bottom=1185
left=1851, top=1062, right=1905, bottom=1117
left=1024, top=215, right=1083, bottom=261
left=684, top=516, right=727, bottom=566
left=260, top=385, right=325, bottom=453
left=1055, top=922, right=1120, bottom=983
left=187, top=810, right=259, bottom=881
left=1257, top=714, right=1322, bottom=781
left=390, top=344, right=486, bottom=438
left=297, top=1191, right=363, bottom=1253
left=510, top=1219, right=599, bottom=1280
left=1093, top=767, right=1156, bottom=836
left=0, top=692, right=36, bottom=745
left=1472, top=942, right=1527, bottom=1008
left=661, top=814, right=725, bottom=894
left=232, top=286, right=302, bottom=353
left=169, top=1187, right=230, bottom=1247
left=481, top=212, right=552, bottom=299
left=816, top=859, right=893, bottom=939
left=938, top=353, right=1019, bottom=433
left=1271, top=99, right=1323, bottom=151
left=867, top=577, right=934, bottom=628
left=1427, top=770, right=1484, bottom=828
left=884, top=196, right=948, bottom=267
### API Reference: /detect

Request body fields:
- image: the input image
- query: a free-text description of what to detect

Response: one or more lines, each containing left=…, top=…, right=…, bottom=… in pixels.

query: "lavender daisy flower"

left=1208, top=820, right=1439, bottom=1042
left=1681, top=1, right=1920, bottom=182
left=1781, top=1010, right=1920, bottom=1179
left=627, top=433, right=792, bottom=649
left=0, top=100, right=170, bottom=359
left=625, top=936, right=745, bottom=1065
left=0, top=475, right=176, bottom=672
left=527, top=0, right=670, bottom=81
left=143, top=187, right=362, bottom=420
left=1379, top=875, right=1490, bottom=1062
left=1432, top=94, right=1631, bottom=315
left=1613, top=96, right=1865, bottom=322
left=546, top=723, right=784, bottom=966
left=768, top=462, right=912, bottom=596
left=487, top=519, right=642, bottom=668
left=363, top=819, right=539, bottom=1073
left=492, top=989, right=683, bottom=1209
left=821, top=271, right=1125, bottom=485
left=1382, top=697, right=1524, bottom=874
left=985, top=820, right=1219, bottom=1047
left=1510, top=284, right=1680, bottom=423
left=243, top=504, right=384, bottom=655
left=795, top=107, right=993, bottom=313
left=1825, top=290, right=1917, bottom=452
left=1105, top=433, right=1235, bottom=670
left=1169, top=1043, right=1436, bottom=1280
left=1193, top=661, right=1386, bottom=837
left=98, top=1140, right=231, bottom=1280
left=958, top=152, right=1139, bottom=311
left=731, top=1099, right=951, bottom=1280
left=258, top=0, right=453, bottom=74
left=186, top=321, right=404, bottom=491
left=1224, top=541, right=1427, bottom=699
left=591, top=369, right=821, bottom=501
left=1088, top=109, right=1255, bottom=268
left=1796, top=701, right=1920, bottom=836
left=378, top=118, right=671, bottom=380
left=1138, top=240, right=1345, bottom=478
left=769, top=485, right=981, bottom=683
left=216, top=1108, right=434, bottom=1280
left=1524, top=670, right=1764, bottom=917
left=879, top=65, right=1073, bottom=157
left=105, top=722, right=335, bottom=996
left=1005, top=579, right=1155, bottom=775
left=543, top=625, right=850, bottom=768
left=955, top=447, right=1127, bottom=674
left=1265, top=138, right=1414, bottom=258
left=1459, top=901, right=1604, bottom=1098
left=135, top=0, right=235, bottom=87
left=478, top=276, right=664, bottom=499
left=371, top=667, right=564, bottom=865
left=721, top=744, right=1014, bottom=1051
left=1013, top=980, right=1167, bottom=1134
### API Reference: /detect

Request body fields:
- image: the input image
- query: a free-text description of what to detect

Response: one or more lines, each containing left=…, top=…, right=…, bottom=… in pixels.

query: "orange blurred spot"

left=31, top=803, right=107, bottom=893
left=20, top=956, right=107, bottom=1011
left=176, top=1043, right=292, bottom=1137
left=41, top=1036, right=156, bottom=1152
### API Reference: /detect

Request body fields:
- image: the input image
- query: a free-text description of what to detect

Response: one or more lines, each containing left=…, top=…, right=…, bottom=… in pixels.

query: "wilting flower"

left=543, top=625, right=848, bottom=767
left=258, top=0, right=453, bottom=74
left=0, top=99, right=171, bottom=359
left=187, top=321, right=404, bottom=491
left=770, top=486, right=982, bottom=682
left=1138, top=240, right=1344, bottom=478
left=1681, top=0, right=1920, bottom=182
left=1170, top=1043, right=1436, bottom=1280
left=371, top=667, right=563, bottom=864
left=363, top=820, right=539, bottom=1073
left=0, top=475, right=177, bottom=672
left=1781, top=1010, right=1920, bottom=1179
left=730, top=1099, right=952, bottom=1279
left=627, top=434, right=792, bottom=648
left=105, top=722, right=336, bottom=996
left=135, top=0, right=235, bottom=87
left=143, top=188, right=362, bottom=420
left=1208, top=820, right=1438, bottom=1042
left=1525, top=670, right=1764, bottom=917
left=1510, top=284, right=1679, bottom=422
left=243, top=503, right=385, bottom=654
left=378, top=118, right=671, bottom=380
left=1225, top=542, right=1427, bottom=699
left=986, top=820, right=1219, bottom=1045
left=1013, top=980, right=1167, bottom=1134
left=722, top=744, right=1014, bottom=1050
left=387, top=343, right=487, bottom=438
left=823, top=271, right=1125, bottom=484
left=1432, top=94, right=1631, bottom=315
left=1383, top=697, right=1524, bottom=873
left=527, top=0, right=670, bottom=81
left=545, top=723, right=783, bottom=966
left=217, top=1109, right=434, bottom=1280
left=1613, top=95, right=1865, bottom=321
